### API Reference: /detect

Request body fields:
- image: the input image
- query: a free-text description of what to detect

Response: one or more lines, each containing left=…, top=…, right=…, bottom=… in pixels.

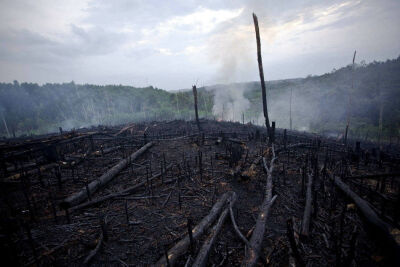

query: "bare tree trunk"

left=378, top=88, right=383, bottom=152
left=301, top=173, right=313, bottom=237
left=175, top=93, right=181, bottom=119
left=344, top=50, right=356, bottom=145
left=253, top=13, right=272, bottom=142
left=290, top=88, right=293, bottom=130
left=1, top=112, right=10, bottom=137
left=193, top=85, right=202, bottom=132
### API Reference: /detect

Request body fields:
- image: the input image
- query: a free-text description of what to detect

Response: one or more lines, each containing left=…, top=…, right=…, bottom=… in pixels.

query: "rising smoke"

left=205, top=83, right=250, bottom=121
left=205, top=1, right=283, bottom=125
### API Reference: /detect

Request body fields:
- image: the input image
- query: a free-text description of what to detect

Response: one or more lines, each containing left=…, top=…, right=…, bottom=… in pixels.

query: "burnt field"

left=1, top=119, right=399, bottom=266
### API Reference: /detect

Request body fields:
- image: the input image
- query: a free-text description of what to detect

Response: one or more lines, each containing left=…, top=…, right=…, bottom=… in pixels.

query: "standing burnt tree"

left=344, top=50, right=356, bottom=145
left=192, top=85, right=202, bottom=132
left=253, top=13, right=273, bottom=143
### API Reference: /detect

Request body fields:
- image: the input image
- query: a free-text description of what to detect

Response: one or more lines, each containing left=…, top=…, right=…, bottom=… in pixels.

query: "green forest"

left=0, top=56, right=399, bottom=141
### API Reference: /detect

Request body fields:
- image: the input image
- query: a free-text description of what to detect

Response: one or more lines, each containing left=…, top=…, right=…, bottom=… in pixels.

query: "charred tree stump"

left=187, top=218, right=195, bottom=255
left=283, top=129, right=287, bottom=150
left=192, top=85, right=202, bottom=132
left=301, top=173, right=313, bottom=238
left=271, top=121, right=276, bottom=144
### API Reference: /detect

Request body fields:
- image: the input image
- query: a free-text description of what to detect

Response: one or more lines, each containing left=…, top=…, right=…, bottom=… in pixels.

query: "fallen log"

left=6, top=162, right=37, bottom=172
left=242, top=145, right=277, bottom=267
left=92, top=146, right=121, bottom=156
left=5, top=163, right=58, bottom=181
left=114, top=124, right=135, bottom=136
left=275, top=143, right=308, bottom=154
left=60, top=142, right=153, bottom=209
left=156, top=191, right=235, bottom=266
left=345, top=172, right=400, bottom=180
left=193, top=192, right=237, bottom=267
left=227, top=138, right=245, bottom=145
left=229, top=198, right=251, bottom=248
left=84, top=232, right=103, bottom=265
left=333, top=175, right=400, bottom=265
left=69, top=163, right=173, bottom=213
left=83, top=215, right=108, bottom=265
left=301, top=173, right=313, bottom=237
left=2, top=132, right=95, bottom=158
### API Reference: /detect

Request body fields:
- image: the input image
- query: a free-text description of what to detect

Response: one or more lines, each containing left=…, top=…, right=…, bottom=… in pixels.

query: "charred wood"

left=60, top=142, right=153, bottom=209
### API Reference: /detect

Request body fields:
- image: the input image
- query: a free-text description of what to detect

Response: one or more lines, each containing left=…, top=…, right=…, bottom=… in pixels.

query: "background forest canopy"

left=0, top=56, right=399, bottom=140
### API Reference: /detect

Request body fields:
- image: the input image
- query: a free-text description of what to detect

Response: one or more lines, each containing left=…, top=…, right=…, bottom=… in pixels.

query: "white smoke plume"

left=206, top=0, right=278, bottom=122
left=206, top=83, right=250, bottom=121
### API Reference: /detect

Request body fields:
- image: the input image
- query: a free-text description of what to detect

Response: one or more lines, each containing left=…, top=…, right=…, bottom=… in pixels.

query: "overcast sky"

left=0, top=0, right=399, bottom=90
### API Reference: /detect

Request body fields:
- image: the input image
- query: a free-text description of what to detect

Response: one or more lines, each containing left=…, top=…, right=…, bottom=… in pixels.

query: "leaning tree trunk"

left=60, top=142, right=153, bottom=209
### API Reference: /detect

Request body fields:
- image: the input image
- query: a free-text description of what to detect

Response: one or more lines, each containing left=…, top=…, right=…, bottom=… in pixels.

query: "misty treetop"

left=0, top=56, right=399, bottom=140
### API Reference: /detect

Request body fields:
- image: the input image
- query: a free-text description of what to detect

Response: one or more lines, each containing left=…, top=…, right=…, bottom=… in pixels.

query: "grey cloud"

left=0, top=0, right=399, bottom=90
left=62, top=24, right=126, bottom=56
left=0, top=29, right=58, bottom=63
left=0, top=23, right=128, bottom=65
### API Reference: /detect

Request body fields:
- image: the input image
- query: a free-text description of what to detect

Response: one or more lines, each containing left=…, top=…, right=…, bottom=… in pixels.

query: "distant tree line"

left=0, top=82, right=214, bottom=136
left=0, top=56, right=399, bottom=141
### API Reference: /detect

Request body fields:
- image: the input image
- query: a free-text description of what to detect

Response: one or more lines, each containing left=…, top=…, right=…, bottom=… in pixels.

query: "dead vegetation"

left=1, top=119, right=399, bottom=266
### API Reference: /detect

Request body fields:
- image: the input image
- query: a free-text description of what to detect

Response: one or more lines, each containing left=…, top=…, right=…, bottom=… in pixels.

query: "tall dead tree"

left=253, top=13, right=272, bottom=143
left=289, top=88, right=293, bottom=130
left=344, top=50, right=356, bottom=145
left=192, top=85, right=202, bottom=132
left=378, top=83, right=384, bottom=152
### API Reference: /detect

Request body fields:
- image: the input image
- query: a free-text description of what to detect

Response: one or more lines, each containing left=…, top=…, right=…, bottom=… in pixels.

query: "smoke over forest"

left=0, top=56, right=399, bottom=140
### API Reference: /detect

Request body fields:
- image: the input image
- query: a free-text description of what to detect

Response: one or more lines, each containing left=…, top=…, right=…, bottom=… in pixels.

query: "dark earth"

left=0, top=119, right=399, bottom=266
